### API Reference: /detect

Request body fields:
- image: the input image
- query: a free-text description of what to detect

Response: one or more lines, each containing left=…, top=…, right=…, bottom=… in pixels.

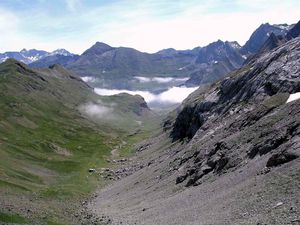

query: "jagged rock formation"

left=241, top=23, right=292, bottom=55
left=88, top=37, right=300, bottom=225
left=185, top=40, right=244, bottom=86
left=243, top=20, right=300, bottom=65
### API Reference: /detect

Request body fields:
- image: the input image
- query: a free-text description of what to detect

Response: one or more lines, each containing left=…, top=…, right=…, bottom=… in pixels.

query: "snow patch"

left=50, top=49, right=73, bottom=56
left=0, top=56, right=9, bottom=63
left=287, top=92, right=300, bottom=103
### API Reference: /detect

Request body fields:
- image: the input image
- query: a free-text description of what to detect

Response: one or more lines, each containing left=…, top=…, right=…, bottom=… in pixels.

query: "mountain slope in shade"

left=256, top=33, right=287, bottom=55
left=287, top=20, right=300, bottom=40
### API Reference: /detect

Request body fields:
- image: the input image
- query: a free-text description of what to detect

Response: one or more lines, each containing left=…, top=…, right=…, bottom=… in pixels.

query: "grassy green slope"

left=0, top=59, right=160, bottom=224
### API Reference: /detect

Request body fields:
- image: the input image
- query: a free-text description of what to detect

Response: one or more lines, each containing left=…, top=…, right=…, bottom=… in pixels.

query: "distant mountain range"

left=0, top=48, right=76, bottom=64
left=0, top=21, right=298, bottom=89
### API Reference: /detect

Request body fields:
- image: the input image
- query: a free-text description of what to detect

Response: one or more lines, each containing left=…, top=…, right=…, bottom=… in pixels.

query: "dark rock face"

left=287, top=20, right=300, bottom=40
left=170, top=37, right=300, bottom=187
left=266, top=152, right=298, bottom=167
left=258, top=33, right=287, bottom=54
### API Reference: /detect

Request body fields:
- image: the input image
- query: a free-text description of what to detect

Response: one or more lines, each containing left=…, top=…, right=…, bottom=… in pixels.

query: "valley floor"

left=86, top=133, right=300, bottom=225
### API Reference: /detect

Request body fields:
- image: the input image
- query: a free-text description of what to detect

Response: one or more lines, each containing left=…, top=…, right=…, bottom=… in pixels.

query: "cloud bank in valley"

left=134, top=76, right=189, bottom=84
left=94, top=86, right=198, bottom=107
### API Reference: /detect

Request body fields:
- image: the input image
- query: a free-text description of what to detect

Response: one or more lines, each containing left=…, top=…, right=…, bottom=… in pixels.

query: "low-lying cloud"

left=81, top=76, right=189, bottom=85
left=81, top=76, right=98, bottom=83
left=134, top=76, right=189, bottom=84
left=78, top=102, right=113, bottom=119
left=94, top=86, right=198, bottom=107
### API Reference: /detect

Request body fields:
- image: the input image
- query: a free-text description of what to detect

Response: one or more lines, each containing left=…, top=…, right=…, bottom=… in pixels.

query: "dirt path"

left=110, top=148, right=119, bottom=158
left=110, top=140, right=127, bottom=158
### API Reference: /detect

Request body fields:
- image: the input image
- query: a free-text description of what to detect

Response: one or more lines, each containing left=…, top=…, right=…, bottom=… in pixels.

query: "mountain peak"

left=82, top=42, right=114, bottom=56
left=226, top=41, right=241, bottom=49
left=50, top=49, right=73, bottom=56
left=95, top=41, right=111, bottom=47
left=156, top=48, right=178, bottom=56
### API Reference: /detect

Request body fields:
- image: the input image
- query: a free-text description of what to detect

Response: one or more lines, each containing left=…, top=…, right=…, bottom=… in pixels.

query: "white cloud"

left=94, top=88, right=157, bottom=103
left=94, top=86, right=198, bottom=107
left=134, top=76, right=189, bottom=83
left=152, top=77, right=173, bottom=83
left=78, top=102, right=113, bottom=119
left=135, top=76, right=152, bottom=83
left=157, top=86, right=198, bottom=103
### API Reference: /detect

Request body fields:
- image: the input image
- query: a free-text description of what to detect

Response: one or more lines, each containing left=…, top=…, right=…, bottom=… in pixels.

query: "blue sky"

left=0, top=0, right=299, bottom=54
